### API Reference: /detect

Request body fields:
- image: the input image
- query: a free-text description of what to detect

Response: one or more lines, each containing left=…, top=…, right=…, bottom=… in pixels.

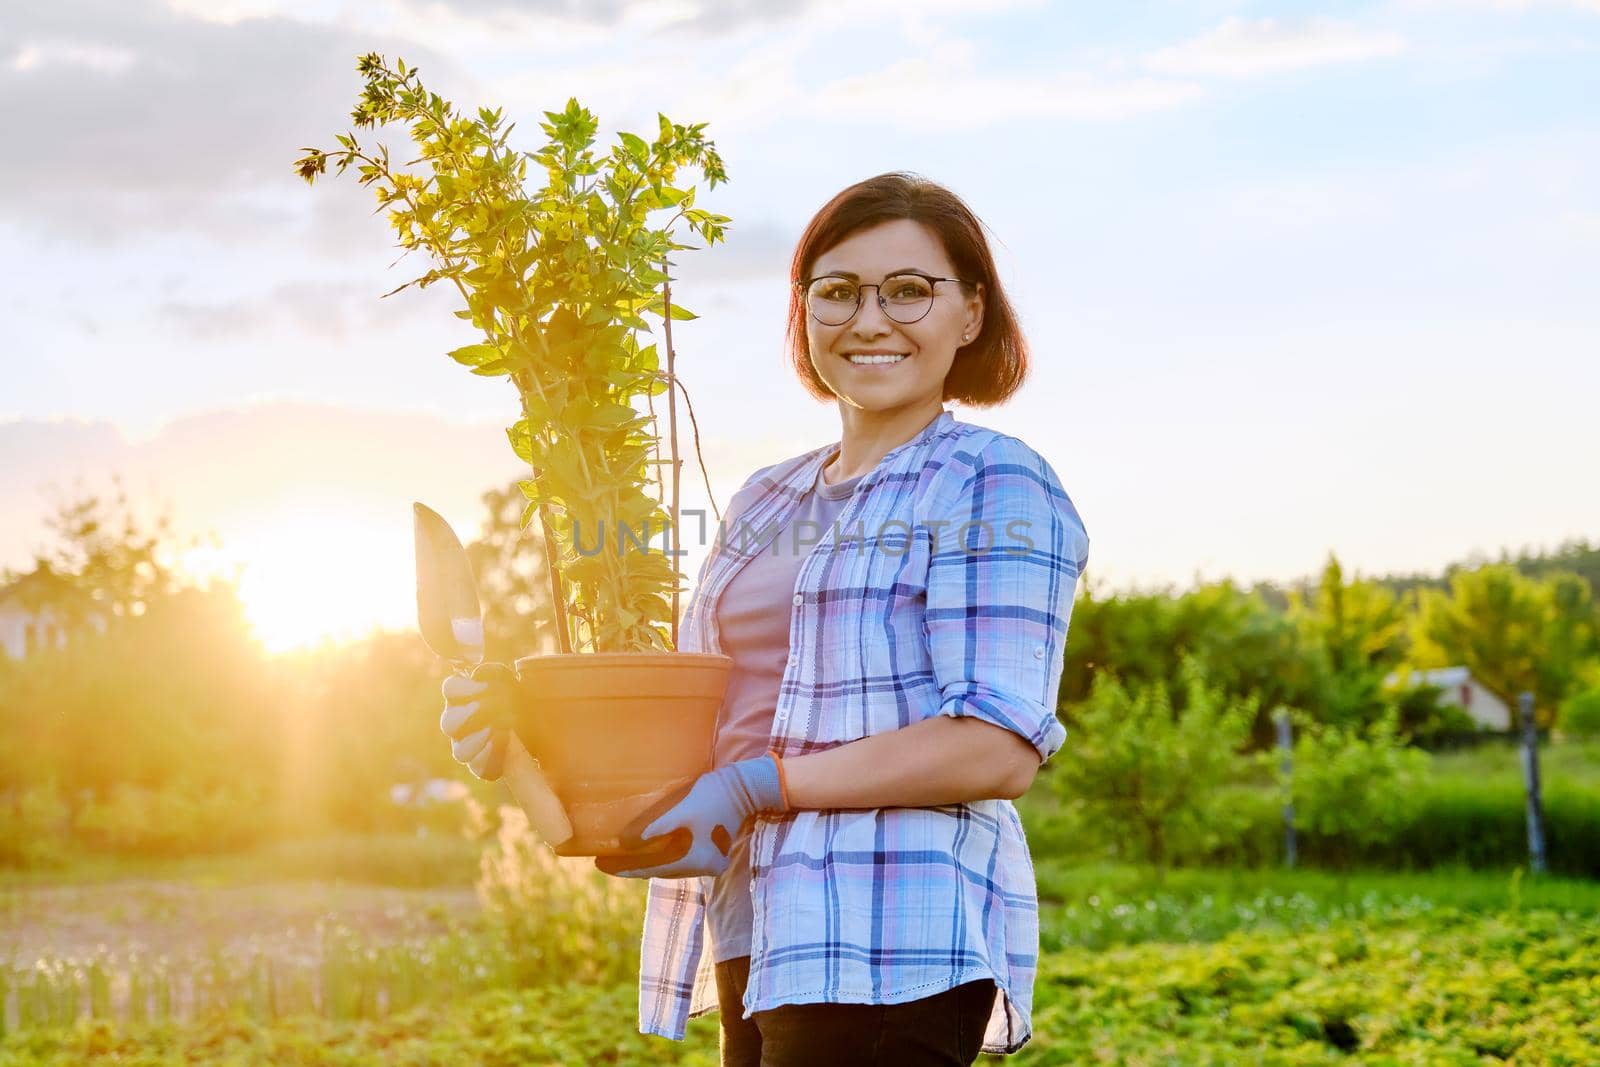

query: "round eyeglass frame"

left=795, top=271, right=974, bottom=326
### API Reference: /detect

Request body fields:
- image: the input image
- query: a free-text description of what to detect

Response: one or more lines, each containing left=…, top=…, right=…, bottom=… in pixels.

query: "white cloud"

left=795, top=22, right=1202, bottom=130
left=9, top=40, right=138, bottom=73
left=1559, top=208, right=1600, bottom=240
left=0, top=0, right=465, bottom=240
left=389, top=0, right=818, bottom=41
left=808, top=63, right=1200, bottom=128
left=1146, top=17, right=1407, bottom=79
left=1412, top=0, right=1600, bottom=11
left=155, top=278, right=447, bottom=341
left=160, top=0, right=337, bottom=23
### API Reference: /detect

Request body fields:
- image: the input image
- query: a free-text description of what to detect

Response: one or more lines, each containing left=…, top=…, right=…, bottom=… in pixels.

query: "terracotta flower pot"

left=511, top=650, right=733, bottom=857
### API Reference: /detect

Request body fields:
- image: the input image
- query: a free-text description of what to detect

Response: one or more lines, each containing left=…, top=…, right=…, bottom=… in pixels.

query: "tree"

left=1051, top=655, right=1257, bottom=876
left=1286, top=554, right=1411, bottom=732
left=1535, top=572, right=1600, bottom=716
left=1275, top=707, right=1430, bottom=871
left=1412, top=564, right=1600, bottom=728
left=1060, top=579, right=1306, bottom=749
left=1290, top=555, right=1409, bottom=678
left=1558, top=685, right=1600, bottom=739
left=0, top=476, right=202, bottom=637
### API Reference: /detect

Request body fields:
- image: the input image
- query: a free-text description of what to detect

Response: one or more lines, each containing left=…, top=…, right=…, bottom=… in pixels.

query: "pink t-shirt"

left=707, top=455, right=863, bottom=963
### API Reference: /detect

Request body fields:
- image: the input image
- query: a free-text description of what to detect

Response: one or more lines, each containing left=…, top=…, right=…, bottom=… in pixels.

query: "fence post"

left=1518, top=691, right=1547, bottom=875
left=1275, top=706, right=1296, bottom=869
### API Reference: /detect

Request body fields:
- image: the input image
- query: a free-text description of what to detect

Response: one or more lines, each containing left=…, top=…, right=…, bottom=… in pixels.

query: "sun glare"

left=185, top=513, right=418, bottom=654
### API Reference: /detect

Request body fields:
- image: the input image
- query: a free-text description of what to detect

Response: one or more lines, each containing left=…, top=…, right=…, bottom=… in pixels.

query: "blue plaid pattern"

left=636, top=410, right=1090, bottom=1055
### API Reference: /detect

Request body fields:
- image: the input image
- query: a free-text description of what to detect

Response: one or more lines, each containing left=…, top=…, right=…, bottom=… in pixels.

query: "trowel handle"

left=503, top=731, right=573, bottom=848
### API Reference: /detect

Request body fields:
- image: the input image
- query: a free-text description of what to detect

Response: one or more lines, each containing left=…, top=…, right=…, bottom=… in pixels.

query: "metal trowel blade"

left=413, top=502, right=484, bottom=663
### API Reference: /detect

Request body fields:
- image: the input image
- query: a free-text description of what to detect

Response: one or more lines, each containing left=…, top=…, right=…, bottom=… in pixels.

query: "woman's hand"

left=595, top=754, right=788, bottom=879
left=439, top=665, right=516, bottom=781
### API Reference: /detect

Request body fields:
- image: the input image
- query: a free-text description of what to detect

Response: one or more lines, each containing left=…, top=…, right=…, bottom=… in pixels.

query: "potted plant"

left=295, top=54, right=735, bottom=856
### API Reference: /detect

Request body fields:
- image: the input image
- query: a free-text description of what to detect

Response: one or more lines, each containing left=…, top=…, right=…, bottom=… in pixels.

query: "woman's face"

left=805, top=218, right=984, bottom=417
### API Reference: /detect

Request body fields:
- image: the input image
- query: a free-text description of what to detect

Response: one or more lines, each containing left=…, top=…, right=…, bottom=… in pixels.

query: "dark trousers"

left=713, top=955, right=997, bottom=1066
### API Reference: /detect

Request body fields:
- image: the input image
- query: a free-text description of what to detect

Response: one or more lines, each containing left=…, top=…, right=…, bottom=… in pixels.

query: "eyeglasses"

left=796, top=271, right=972, bottom=327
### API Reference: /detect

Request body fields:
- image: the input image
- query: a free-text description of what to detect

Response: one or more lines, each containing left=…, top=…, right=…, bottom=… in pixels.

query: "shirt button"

left=1033, top=645, right=1046, bottom=659
left=792, top=593, right=804, bottom=607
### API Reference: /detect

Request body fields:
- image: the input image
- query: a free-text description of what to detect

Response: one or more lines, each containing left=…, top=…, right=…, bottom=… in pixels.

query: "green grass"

left=1021, top=737, right=1600, bottom=877
left=1425, top=736, right=1600, bottom=787
left=5, top=900, right=1596, bottom=1065
left=4, top=743, right=1599, bottom=1064
left=1035, top=858, right=1600, bottom=915
left=0, top=985, right=725, bottom=1066
left=0, top=832, right=482, bottom=891
left=7, top=860, right=1597, bottom=1048
left=1032, top=858, right=1600, bottom=951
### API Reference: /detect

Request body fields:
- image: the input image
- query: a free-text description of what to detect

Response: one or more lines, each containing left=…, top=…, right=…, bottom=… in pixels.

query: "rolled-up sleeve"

left=922, top=435, right=1089, bottom=765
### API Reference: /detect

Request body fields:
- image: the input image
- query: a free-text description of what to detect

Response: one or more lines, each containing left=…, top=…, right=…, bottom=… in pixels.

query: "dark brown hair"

left=785, top=171, right=1028, bottom=407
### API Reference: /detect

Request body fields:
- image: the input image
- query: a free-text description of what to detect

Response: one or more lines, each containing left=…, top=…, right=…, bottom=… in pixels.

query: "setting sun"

left=183, top=511, right=418, bottom=653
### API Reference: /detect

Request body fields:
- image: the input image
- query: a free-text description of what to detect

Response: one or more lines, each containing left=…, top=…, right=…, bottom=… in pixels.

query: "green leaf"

left=447, top=343, right=499, bottom=367
left=303, top=71, right=736, bottom=654
left=643, top=297, right=697, bottom=321
left=638, top=593, right=674, bottom=624
left=506, top=419, right=534, bottom=463
left=618, top=131, right=649, bottom=164
left=591, top=401, right=639, bottom=429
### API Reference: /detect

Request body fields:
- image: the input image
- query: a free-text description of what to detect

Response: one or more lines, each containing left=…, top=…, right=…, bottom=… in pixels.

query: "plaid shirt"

left=636, top=409, right=1090, bottom=1055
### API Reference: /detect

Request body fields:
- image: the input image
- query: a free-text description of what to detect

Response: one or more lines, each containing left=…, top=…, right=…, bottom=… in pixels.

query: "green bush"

left=1274, top=709, right=1431, bottom=863
left=1385, top=680, right=1482, bottom=745
left=1197, top=778, right=1600, bottom=878
left=470, top=800, right=645, bottom=987
left=0, top=784, right=72, bottom=868
left=7, top=905, right=1597, bottom=1064
left=1558, top=687, right=1600, bottom=738
left=1051, top=656, right=1257, bottom=872
left=71, top=780, right=268, bottom=857
left=1028, top=907, right=1600, bottom=1065
left=1377, top=782, right=1600, bottom=878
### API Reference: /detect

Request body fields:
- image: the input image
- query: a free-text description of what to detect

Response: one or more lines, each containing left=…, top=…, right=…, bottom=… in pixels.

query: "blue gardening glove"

left=595, top=754, right=789, bottom=879
left=439, top=663, right=517, bottom=781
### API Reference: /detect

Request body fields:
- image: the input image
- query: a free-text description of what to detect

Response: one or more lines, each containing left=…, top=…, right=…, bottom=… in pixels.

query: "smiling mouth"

left=844, top=353, right=908, bottom=365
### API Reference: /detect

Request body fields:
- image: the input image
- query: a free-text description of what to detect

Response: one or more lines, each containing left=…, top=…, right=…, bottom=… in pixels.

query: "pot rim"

left=512, top=651, right=733, bottom=668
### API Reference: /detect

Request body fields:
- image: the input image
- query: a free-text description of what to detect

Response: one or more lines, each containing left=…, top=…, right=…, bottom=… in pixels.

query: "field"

left=4, top=796, right=1598, bottom=1065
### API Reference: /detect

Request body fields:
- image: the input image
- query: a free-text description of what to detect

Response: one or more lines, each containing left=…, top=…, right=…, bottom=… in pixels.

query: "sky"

left=2, top=0, right=1597, bottom=650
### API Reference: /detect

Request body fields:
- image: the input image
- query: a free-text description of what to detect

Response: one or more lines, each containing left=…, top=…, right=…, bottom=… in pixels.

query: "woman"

left=441, top=172, right=1090, bottom=1065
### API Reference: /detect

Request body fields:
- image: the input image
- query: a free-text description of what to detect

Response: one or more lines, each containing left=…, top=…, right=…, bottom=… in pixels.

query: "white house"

left=1385, top=665, right=1513, bottom=730
left=0, top=582, right=64, bottom=660
left=0, top=569, right=104, bottom=660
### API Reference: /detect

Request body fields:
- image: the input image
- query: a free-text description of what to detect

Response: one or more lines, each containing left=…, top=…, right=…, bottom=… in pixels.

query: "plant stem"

left=660, top=257, right=683, bottom=649
left=352, top=141, right=580, bottom=654
left=516, top=383, right=572, bottom=656
left=672, top=376, right=721, bottom=526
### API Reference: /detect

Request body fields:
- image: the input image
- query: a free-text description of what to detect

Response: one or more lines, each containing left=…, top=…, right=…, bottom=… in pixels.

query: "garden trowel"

left=413, top=502, right=573, bottom=848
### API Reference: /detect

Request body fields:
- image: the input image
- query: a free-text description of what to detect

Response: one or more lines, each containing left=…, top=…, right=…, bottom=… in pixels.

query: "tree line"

left=1, top=480, right=1595, bottom=869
